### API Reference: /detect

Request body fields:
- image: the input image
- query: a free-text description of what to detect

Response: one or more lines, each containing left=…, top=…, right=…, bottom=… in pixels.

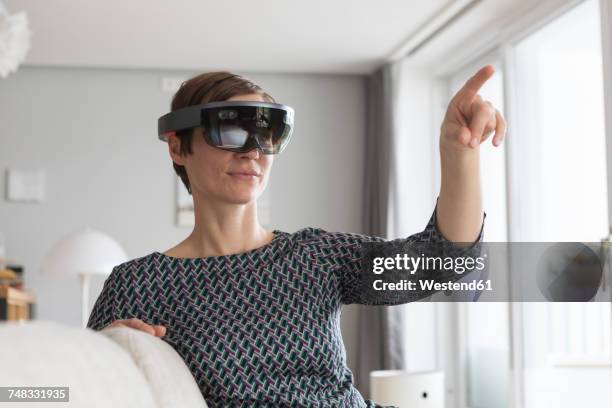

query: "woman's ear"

left=167, top=132, right=186, bottom=165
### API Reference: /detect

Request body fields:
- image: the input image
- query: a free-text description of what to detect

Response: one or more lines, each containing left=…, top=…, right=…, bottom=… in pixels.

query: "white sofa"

left=0, top=320, right=208, bottom=408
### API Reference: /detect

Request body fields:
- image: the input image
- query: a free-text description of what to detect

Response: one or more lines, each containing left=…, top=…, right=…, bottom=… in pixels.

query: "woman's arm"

left=437, top=65, right=506, bottom=245
left=306, top=67, right=504, bottom=306
left=305, top=199, right=486, bottom=306
left=86, top=266, right=125, bottom=331
left=86, top=264, right=166, bottom=337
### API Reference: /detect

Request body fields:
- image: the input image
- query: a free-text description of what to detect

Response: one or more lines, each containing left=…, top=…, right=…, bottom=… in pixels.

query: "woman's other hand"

left=104, top=318, right=166, bottom=337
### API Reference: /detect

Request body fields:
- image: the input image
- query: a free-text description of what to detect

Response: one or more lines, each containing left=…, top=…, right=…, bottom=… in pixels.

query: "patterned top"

left=87, top=198, right=486, bottom=407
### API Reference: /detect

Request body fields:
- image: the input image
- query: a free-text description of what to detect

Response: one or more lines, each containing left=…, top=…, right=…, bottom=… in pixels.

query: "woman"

left=87, top=68, right=505, bottom=407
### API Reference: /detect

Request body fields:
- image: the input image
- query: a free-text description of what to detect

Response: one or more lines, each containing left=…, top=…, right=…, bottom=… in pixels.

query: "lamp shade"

left=370, top=370, right=444, bottom=408
left=41, top=227, right=128, bottom=277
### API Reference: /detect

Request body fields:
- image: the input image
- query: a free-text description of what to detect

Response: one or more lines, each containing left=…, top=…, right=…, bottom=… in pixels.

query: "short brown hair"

left=169, top=72, right=275, bottom=194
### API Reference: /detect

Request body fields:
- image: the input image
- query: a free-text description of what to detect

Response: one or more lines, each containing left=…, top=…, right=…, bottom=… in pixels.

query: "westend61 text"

left=372, top=254, right=487, bottom=275
left=373, top=279, right=493, bottom=292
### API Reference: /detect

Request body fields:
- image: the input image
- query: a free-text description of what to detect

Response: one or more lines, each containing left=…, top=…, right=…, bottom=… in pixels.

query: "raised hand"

left=440, top=64, right=506, bottom=151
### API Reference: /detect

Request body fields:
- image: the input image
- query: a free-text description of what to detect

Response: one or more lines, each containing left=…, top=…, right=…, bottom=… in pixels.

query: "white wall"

left=0, top=66, right=366, bottom=368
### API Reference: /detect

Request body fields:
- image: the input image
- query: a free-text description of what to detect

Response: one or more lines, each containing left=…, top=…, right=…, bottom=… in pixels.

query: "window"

left=511, top=0, right=611, bottom=406
left=440, top=1, right=612, bottom=407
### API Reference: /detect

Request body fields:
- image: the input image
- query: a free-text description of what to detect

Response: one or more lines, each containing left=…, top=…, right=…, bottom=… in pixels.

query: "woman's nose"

left=239, top=147, right=261, bottom=159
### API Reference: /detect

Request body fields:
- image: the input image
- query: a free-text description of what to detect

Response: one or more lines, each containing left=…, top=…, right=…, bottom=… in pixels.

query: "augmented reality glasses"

left=158, top=101, right=294, bottom=154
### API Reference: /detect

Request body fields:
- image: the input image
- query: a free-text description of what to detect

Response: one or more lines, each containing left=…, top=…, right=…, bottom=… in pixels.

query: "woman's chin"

left=226, top=192, right=259, bottom=204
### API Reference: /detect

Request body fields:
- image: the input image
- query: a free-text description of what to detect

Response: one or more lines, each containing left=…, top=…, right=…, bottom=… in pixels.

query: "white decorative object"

left=6, top=168, right=45, bottom=202
left=370, top=370, right=444, bottom=408
left=40, top=228, right=128, bottom=327
left=0, top=2, right=31, bottom=79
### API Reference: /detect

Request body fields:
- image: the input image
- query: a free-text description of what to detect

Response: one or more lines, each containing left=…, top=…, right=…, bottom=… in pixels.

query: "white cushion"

left=0, top=320, right=157, bottom=408
left=101, top=326, right=208, bottom=408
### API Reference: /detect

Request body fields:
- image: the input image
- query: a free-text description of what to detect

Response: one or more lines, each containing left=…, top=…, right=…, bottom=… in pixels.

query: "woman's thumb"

left=154, top=325, right=166, bottom=337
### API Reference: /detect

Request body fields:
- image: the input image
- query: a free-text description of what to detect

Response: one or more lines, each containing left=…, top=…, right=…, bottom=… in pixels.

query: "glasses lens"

left=218, top=124, right=249, bottom=148
left=203, top=106, right=293, bottom=154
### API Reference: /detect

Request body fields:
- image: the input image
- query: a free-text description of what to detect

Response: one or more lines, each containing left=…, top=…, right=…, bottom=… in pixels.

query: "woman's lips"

left=227, top=172, right=259, bottom=180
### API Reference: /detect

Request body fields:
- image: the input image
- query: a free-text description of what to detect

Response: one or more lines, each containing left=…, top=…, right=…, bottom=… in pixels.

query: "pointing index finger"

left=455, top=65, right=495, bottom=103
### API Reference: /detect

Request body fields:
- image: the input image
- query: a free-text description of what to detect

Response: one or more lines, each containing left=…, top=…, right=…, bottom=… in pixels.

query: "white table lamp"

left=370, top=370, right=445, bottom=408
left=41, top=227, right=128, bottom=327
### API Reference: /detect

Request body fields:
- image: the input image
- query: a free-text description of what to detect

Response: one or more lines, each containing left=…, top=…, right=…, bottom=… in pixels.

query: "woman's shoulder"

left=107, top=252, right=159, bottom=277
left=289, top=226, right=387, bottom=247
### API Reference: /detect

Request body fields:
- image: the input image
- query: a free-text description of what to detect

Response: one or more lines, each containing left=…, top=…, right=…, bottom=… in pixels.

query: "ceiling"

left=6, top=0, right=541, bottom=75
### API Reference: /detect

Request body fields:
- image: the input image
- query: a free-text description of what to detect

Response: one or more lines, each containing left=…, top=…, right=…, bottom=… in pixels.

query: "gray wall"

left=0, top=65, right=365, bottom=369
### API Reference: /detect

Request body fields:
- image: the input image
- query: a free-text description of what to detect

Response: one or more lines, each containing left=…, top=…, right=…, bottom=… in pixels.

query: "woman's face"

left=173, top=93, right=274, bottom=205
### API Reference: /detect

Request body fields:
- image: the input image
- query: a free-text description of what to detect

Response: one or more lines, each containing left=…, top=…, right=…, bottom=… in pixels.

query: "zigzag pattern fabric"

left=87, top=199, right=486, bottom=407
